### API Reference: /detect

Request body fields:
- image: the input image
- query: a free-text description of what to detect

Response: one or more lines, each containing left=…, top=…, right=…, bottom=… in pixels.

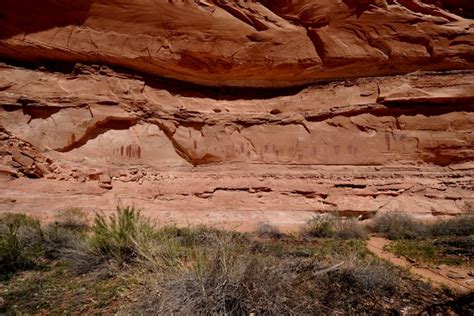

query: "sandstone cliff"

left=1, top=0, right=473, bottom=87
left=0, top=1, right=473, bottom=229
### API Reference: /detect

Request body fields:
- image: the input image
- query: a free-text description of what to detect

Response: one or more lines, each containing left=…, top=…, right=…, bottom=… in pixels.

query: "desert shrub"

left=430, top=215, right=474, bottom=237
left=139, top=248, right=401, bottom=315
left=88, top=206, right=156, bottom=263
left=54, top=207, right=89, bottom=231
left=42, top=224, right=86, bottom=260
left=344, top=263, right=399, bottom=296
left=372, top=212, right=473, bottom=240
left=156, top=225, right=245, bottom=247
left=61, top=242, right=105, bottom=275
left=141, top=252, right=303, bottom=314
left=255, top=222, right=284, bottom=238
left=43, top=222, right=102, bottom=275
left=315, top=261, right=400, bottom=311
left=371, top=212, right=427, bottom=240
left=308, top=239, right=370, bottom=262
left=172, top=225, right=217, bottom=246
left=433, top=236, right=474, bottom=260
left=143, top=225, right=247, bottom=273
left=0, top=213, right=44, bottom=276
left=333, top=218, right=368, bottom=240
left=134, top=230, right=184, bottom=273
left=137, top=230, right=298, bottom=314
left=303, top=215, right=367, bottom=240
left=304, top=214, right=336, bottom=238
left=136, top=223, right=397, bottom=314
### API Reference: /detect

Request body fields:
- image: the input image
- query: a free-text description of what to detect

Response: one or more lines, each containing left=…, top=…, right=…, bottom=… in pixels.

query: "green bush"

left=88, top=206, right=156, bottom=263
left=0, top=213, right=44, bottom=276
left=371, top=212, right=427, bottom=240
left=390, top=239, right=437, bottom=262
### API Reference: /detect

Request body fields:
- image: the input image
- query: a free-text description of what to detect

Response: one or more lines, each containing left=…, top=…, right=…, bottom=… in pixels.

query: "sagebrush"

left=303, top=214, right=367, bottom=240
left=0, top=213, right=43, bottom=277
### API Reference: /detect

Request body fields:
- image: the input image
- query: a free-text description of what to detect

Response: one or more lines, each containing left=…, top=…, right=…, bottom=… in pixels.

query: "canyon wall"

left=0, top=0, right=473, bottom=230
left=1, top=0, right=473, bottom=87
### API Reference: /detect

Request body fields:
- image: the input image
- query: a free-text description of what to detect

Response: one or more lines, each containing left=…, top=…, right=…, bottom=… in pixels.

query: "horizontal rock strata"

left=1, top=165, right=472, bottom=231
left=1, top=65, right=473, bottom=167
left=0, top=0, right=473, bottom=87
left=0, top=0, right=473, bottom=228
left=0, top=63, right=472, bottom=224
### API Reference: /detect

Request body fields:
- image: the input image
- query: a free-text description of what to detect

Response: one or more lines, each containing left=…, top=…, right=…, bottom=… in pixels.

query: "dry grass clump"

left=313, top=260, right=400, bottom=312
left=371, top=212, right=474, bottom=240
left=0, top=212, right=91, bottom=277
left=303, top=214, right=368, bottom=240
left=333, top=217, right=369, bottom=240
left=147, top=255, right=300, bottom=314
left=42, top=224, right=85, bottom=260
left=370, top=212, right=428, bottom=240
left=255, top=222, right=284, bottom=238
left=0, top=213, right=43, bottom=277
left=156, top=225, right=247, bottom=248
left=140, top=245, right=400, bottom=314
left=134, top=224, right=250, bottom=274
left=53, top=207, right=89, bottom=231
left=304, top=214, right=335, bottom=237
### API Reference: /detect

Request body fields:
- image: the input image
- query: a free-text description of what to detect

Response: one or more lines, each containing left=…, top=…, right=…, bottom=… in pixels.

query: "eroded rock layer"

left=0, top=0, right=473, bottom=229
left=1, top=64, right=474, bottom=168
left=0, top=0, right=473, bottom=87
left=0, top=63, right=472, bottom=226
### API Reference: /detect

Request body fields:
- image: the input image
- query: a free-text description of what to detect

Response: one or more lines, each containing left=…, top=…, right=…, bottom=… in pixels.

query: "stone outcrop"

left=0, top=1, right=473, bottom=229
left=1, top=64, right=473, bottom=168
left=0, top=0, right=472, bottom=87
left=1, top=63, right=472, bottom=225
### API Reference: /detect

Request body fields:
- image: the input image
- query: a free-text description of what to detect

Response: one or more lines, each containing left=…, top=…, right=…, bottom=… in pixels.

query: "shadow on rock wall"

left=0, top=0, right=92, bottom=39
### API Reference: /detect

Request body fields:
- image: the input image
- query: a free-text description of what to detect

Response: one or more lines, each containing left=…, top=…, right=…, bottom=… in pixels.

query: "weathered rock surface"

left=1, top=65, right=473, bottom=167
left=0, top=63, right=472, bottom=227
left=0, top=1, right=473, bottom=230
left=1, top=164, right=473, bottom=231
left=0, top=0, right=473, bottom=87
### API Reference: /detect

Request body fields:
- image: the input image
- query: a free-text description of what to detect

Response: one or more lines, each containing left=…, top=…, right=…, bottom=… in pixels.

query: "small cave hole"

left=270, top=109, right=282, bottom=115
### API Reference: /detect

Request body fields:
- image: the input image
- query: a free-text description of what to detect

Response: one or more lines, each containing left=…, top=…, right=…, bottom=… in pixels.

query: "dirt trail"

left=367, top=237, right=474, bottom=293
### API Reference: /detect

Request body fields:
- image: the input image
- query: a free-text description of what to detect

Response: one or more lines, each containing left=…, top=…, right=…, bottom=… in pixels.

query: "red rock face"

left=0, top=1, right=473, bottom=229
left=0, top=0, right=472, bottom=86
